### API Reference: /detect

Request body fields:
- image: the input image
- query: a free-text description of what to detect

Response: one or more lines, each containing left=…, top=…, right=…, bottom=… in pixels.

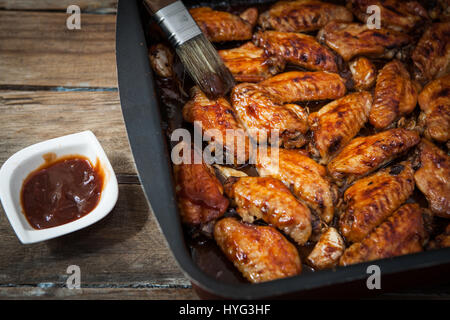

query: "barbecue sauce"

left=21, top=154, right=104, bottom=229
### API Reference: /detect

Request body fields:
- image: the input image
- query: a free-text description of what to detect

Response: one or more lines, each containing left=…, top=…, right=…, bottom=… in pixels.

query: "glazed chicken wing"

left=183, top=86, right=251, bottom=163
left=218, top=42, right=285, bottom=83
left=412, top=22, right=450, bottom=84
left=258, top=0, right=352, bottom=33
left=418, top=74, right=450, bottom=143
left=309, top=91, right=373, bottom=164
left=347, top=0, right=429, bottom=32
left=339, top=162, right=415, bottom=243
left=148, top=44, right=174, bottom=78
left=214, top=217, right=302, bottom=283
left=339, top=204, right=425, bottom=266
left=224, top=176, right=312, bottom=245
left=369, top=60, right=419, bottom=130
left=189, top=7, right=257, bottom=42
left=317, top=21, right=411, bottom=61
left=173, top=146, right=229, bottom=226
left=256, top=148, right=336, bottom=224
left=428, top=224, right=450, bottom=249
left=253, top=31, right=339, bottom=73
left=414, top=139, right=450, bottom=218
left=260, top=71, right=347, bottom=102
left=306, top=227, right=345, bottom=270
left=231, top=83, right=309, bottom=148
left=349, top=57, right=377, bottom=91
left=327, top=128, right=420, bottom=182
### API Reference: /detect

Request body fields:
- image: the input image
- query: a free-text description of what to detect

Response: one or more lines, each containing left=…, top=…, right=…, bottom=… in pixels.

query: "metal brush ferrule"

left=153, top=1, right=202, bottom=47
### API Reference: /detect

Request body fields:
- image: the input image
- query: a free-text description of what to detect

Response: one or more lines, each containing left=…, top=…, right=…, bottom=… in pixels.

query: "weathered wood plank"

left=0, top=184, right=190, bottom=288
left=0, top=287, right=199, bottom=300
left=0, top=0, right=117, bottom=12
left=0, top=90, right=136, bottom=175
left=0, top=11, right=117, bottom=88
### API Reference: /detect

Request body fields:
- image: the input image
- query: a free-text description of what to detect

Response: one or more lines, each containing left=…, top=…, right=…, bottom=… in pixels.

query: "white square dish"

left=0, top=130, right=119, bottom=244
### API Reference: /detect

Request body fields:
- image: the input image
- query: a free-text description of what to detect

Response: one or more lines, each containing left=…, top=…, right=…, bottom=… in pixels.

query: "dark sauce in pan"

left=145, top=0, right=448, bottom=284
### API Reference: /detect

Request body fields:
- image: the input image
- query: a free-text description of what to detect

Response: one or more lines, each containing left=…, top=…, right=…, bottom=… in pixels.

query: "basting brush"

left=143, top=0, right=235, bottom=99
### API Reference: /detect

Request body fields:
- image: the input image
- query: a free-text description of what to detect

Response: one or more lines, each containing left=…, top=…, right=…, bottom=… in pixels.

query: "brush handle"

left=144, top=0, right=202, bottom=47
left=143, top=0, right=175, bottom=13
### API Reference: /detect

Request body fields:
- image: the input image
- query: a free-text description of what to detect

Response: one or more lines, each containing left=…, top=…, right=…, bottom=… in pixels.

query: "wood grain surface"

left=0, top=0, right=117, bottom=12
left=0, top=2, right=199, bottom=299
left=0, top=90, right=136, bottom=175
left=0, top=11, right=117, bottom=88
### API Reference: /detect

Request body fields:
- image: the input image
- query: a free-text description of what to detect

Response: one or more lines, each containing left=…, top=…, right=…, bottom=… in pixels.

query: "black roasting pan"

left=115, top=0, right=450, bottom=299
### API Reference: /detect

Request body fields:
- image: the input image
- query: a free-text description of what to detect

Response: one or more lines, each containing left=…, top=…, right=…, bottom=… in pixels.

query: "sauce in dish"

left=21, top=153, right=104, bottom=229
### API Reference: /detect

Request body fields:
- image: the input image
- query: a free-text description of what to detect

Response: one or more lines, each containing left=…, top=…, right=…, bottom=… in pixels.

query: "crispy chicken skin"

left=309, top=92, right=373, bottom=164
left=418, top=74, right=450, bottom=143
left=327, top=128, right=420, bottom=182
left=231, top=83, right=309, bottom=148
left=339, top=162, right=415, bottom=243
left=369, top=60, right=419, bottom=130
left=214, top=217, right=302, bottom=283
left=349, top=57, right=377, bottom=91
left=253, top=31, right=339, bottom=73
left=412, top=22, right=450, bottom=84
left=256, top=148, right=336, bottom=224
left=218, top=42, right=285, bottom=83
left=339, top=204, right=425, bottom=266
left=189, top=7, right=257, bottom=42
left=347, top=0, right=429, bottom=32
left=224, top=176, right=312, bottom=245
left=173, top=147, right=229, bottom=226
left=183, top=86, right=251, bottom=162
left=258, top=0, right=352, bottom=33
left=260, top=71, right=347, bottom=102
left=317, top=21, right=411, bottom=61
left=414, top=139, right=450, bottom=218
left=306, top=227, right=345, bottom=270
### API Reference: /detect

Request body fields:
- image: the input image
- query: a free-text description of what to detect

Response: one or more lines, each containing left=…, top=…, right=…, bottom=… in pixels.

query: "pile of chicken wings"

left=148, top=0, right=450, bottom=283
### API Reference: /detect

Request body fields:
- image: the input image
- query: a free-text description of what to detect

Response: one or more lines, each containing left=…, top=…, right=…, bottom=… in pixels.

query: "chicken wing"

left=258, top=0, right=352, bottom=33
left=189, top=7, right=257, bottom=42
left=347, top=0, right=429, bottom=32
left=218, top=42, right=285, bottom=83
left=148, top=43, right=174, bottom=78
left=339, top=204, right=425, bottom=266
left=349, top=57, right=377, bottom=91
left=369, top=60, right=419, bottom=130
left=256, top=148, right=336, bottom=224
left=173, top=146, right=229, bottom=226
left=309, top=92, right=373, bottom=164
left=327, top=128, right=420, bottom=182
left=414, top=139, right=450, bottom=218
left=339, top=162, right=415, bottom=243
left=214, top=217, right=302, bottom=283
left=317, top=21, right=411, bottom=61
left=412, top=22, right=450, bottom=84
left=253, top=31, right=339, bottom=73
left=231, top=83, right=309, bottom=148
left=260, top=71, right=347, bottom=102
left=306, top=227, right=345, bottom=270
left=428, top=224, right=450, bottom=249
left=183, top=86, right=251, bottom=163
left=418, top=74, right=450, bottom=143
left=224, top=176, right=312, bottom=245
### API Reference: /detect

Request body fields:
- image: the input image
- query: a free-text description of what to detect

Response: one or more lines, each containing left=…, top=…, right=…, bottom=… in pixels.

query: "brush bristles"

left=176, top=34, right=235, bottom=99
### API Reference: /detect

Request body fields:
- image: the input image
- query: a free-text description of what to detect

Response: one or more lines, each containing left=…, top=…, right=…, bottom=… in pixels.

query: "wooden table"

left=0, top=0, right=198, bottom=299
left=0, top=0, right=448, bottom=300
